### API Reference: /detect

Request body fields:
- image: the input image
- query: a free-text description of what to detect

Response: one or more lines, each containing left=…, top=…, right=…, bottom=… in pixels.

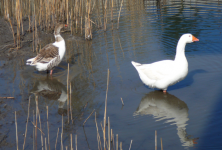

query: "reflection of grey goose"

left=26, top=23, right=68, bottom=75
left=134, top=91, right=198, bottom=147
left=30, top=77, right=67, bottom=115
left=131, top=34, right=199, bottom=93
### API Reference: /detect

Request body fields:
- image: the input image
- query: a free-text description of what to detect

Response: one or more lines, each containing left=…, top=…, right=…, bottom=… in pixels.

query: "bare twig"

left=83, top=109, right=95, bottom=126
left=30, top=121, right=45, bottom=135
left=120, top=98, right=124, bottom=106
left=129, top=140, right=133, bottom=150
left=0, top=97, right=15, bottom=99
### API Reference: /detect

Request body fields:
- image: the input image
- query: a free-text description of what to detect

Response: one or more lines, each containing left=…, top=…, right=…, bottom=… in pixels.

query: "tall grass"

left=2, top=0, right=125, bottom=44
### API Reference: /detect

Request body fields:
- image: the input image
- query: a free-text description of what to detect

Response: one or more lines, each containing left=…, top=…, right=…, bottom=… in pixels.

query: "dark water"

left=1, top=0, right=222, bottom=149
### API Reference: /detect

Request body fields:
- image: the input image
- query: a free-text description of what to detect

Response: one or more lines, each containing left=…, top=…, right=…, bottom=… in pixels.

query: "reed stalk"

left=75, top=134, right=77, bottom=150
left=28, top=0, right=31, bottom=31
left=70, top=134, right=73, bottom=150
left=33, top=110, right=35, bottom=150
left=70, top=83, right=73, bottom=124
left=104, top=0, right=107, bottom=31
left=108, top=117, right=110, bottom=150
left=120, top=142, right=122, bottom=150
left=111, top=0, right=113, bottom=30
left=83, top=109, right=95, bottom=126
left=55, top=128, right=59, bottom=150
left=103, top=69, right=110, bottom=150
left=129, top=140, right=133, bottom=150
left=116, top=134, right=118, bottom=150
left=15, top=111, right=19, bottom=150
left=66, top=0, right=68, bottom=25
left=117, top=0, right=123, bottom=29
left=95, top=112, right=102, bottom=150
left=35, top=96, right=38, bottom=150
left=35, top=9, right=38, bottom=54
left=120, top=98, right=124, bottom=105
left=161, top=138, right=163, bottom=150
left=155, top=130, right=157, bottom=150
left=61, top=114, right=64, bottom=150
left=67, top=63, right=70, bottom=123
left=45, top=138, right=48, bottom=150
left=39, top=111, right=44, bottom=150
left=47, top=106, right=51, bottom=150
left=23, top=96, right=31, bottom=150
left=112, top=132, right=115, bottom=149
left=6, top=15, right=16, bottom=47
left=32, top=4, right=35, bottom=52
left=81, top=16, right=83, bottom=35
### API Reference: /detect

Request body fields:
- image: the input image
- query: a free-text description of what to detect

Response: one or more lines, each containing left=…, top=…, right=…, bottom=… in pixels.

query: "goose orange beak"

left=65, top=24, right=68, bottom=27
left=192, top=35, right=199, bottom=42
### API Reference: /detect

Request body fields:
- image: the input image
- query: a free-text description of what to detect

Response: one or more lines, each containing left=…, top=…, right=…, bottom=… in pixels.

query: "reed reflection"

left=134, top=91, right=198, bottom=147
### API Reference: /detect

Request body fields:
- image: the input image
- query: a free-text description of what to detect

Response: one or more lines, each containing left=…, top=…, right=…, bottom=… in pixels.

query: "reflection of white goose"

left=134, top=91, right=198, bottom=147
left=30, top=77, right=67, bottom=115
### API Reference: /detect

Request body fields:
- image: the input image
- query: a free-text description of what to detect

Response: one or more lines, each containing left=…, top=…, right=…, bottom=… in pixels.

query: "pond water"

left=1, top=0, right=222, bottom=149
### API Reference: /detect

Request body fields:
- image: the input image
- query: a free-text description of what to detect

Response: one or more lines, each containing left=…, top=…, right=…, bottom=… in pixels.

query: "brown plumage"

left=32, top=43, right=59, bottom=64
left=26, top=23, right=68, bottom=75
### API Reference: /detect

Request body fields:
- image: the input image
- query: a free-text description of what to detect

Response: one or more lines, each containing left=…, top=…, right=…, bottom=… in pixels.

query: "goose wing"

left=136, top=60, right=175, bottom=80
left=32, top=43, right=59, bottom=64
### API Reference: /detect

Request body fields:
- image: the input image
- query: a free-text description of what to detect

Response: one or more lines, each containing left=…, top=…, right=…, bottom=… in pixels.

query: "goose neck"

left=174, top=40, right=186, bottom=61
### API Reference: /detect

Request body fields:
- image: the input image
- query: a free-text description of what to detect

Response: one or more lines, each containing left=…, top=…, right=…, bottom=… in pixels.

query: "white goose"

left=26, top=23, right=68, bottom=75
left=132, top=33, right=199, bottom=93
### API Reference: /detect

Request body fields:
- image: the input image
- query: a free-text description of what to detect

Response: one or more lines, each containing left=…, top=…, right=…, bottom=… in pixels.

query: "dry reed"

left=120, top=97, right=124, bottom=106
left=95, top=112, right=102, bottom=150
left=129, top=140, right=133, bottom=150
left=120, top=142, right=122, bottom=150
left=117, top=0, right=124, bottom=29
left=55, top=128, right=59, bottom=150
left=155, top=130, right=157, bottom=150
left=70, top=83, right=73, bottom=124
left=75, top=134, right=77, bottom=150
left=70, top=134, right=73, bottom=150
left=47, top=106, right=51, bottom=150
left=116, top=134, right=118, bottom=150
left=61, top=114, right=64, bottom=150
left=83, top=109, right=95, bottom=126
left=15, top=111, right=19, bottom=150
left=23, top=96, right=31, bottom=150
left=103, top=69, right=110, bottom=149
left=161, top=137, right=163, bottom=150
left=67, top=63, right=70, bottom=124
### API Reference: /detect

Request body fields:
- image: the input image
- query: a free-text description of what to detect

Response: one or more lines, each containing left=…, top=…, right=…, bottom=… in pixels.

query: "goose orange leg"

left=163, top=90, right=167, bottom=93
left=50, top=70, right=53, bottom=75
